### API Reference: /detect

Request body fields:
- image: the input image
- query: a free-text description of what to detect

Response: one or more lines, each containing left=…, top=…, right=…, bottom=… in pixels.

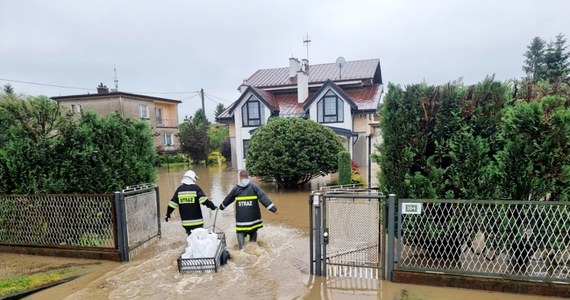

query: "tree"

left=2, top=84, right=14, bottom=95
left=214, top=103, right=225, bottom=119
left=207, top=125, right=228, bottom=153
left=544, top=33, right=570, bottom=82
left=523, top=37, right=546, bottom=82
left=494, top=95, right=570, bottom=201
left=337, top=151, right=351, bottom=185
left=178, top=109, right=209, bottom=163
left=0, top=96, right=156, bottom=194
left=246, top=118, right=344, bottom=188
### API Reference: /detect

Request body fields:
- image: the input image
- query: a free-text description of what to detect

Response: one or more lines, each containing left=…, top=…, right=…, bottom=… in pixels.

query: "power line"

left=203, top=94, right=221, bottom=105
left=1, top=78, right=233, bottom=103
left=181, top=93, right=200, bottom=101
left=203, top=92, right=233, bottom=104
left=130, top=90, right=200, bottom=95
left=0, top=78, right=93, bottom=91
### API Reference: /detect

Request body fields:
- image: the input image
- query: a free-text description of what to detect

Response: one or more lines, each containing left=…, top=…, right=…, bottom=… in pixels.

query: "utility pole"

left=200, top=88, right=208, bottom=166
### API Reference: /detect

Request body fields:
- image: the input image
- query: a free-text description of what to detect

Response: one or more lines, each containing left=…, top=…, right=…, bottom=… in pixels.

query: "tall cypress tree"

left=523, top=37, right=546, bottom=82
left=178, top=109, right=209, bottom=164
left=544, top=33, right=570, bottom=82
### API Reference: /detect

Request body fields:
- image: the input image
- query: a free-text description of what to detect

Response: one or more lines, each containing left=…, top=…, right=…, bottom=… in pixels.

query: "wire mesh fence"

left=0, top=183, right=160, bottom=261
left=122, top=184, right=160, bottom=260
left=0, top=194, right=116, bottom=249
left=397, top=199, right=570, bottom=282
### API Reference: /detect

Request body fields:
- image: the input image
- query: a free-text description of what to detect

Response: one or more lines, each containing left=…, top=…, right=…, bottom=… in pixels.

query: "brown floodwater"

left=15, top=165, right=565, bottom=299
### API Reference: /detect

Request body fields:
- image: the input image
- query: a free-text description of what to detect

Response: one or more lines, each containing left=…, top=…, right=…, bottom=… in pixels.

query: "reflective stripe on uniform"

left=168, top=201, right=179, bottom=208
left=267, top=203, right=275, bottom=210
left=178, top=191, right=197, bottom=204
left=236, top=219, right=263, bottom=226
left=236, top=223, right=263, bottom=231
left=199, top=196, right=208, bottom=204
left=236, top=195, right=257, bottom=201
left=182, top=218, right=204, bottom=227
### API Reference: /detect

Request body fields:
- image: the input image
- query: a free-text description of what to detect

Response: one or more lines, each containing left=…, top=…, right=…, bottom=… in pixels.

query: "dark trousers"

left=236, top=230, right=257, bottom=249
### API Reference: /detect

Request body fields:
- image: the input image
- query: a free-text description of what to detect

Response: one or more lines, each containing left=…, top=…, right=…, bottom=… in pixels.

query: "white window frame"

left=139, top=104, right=149, bottom=119
left=164, top=133, right=174, bottom=146
left=71, top=104, right=81, bottom=114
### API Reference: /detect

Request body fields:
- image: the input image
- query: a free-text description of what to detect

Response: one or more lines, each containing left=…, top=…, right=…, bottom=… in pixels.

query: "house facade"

left=52, top=83, right=182, bottom=152
left=217, top=58, right=383, bottom=171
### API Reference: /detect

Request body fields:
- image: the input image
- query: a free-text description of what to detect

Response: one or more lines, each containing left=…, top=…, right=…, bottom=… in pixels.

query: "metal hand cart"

left=177, top=209, right=228, bottom=273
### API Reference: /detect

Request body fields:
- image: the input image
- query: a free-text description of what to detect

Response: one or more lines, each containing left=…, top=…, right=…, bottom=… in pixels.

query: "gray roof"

left=244, top=59, right=381, bottom=88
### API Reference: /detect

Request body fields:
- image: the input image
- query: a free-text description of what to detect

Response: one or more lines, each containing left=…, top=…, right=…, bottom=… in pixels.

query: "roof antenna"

left=303, top=33, right=311, bottom=61
left=113, top=64, right=119, bottom=92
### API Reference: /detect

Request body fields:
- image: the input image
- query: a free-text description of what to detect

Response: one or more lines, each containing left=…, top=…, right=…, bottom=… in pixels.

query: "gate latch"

left=323, top=228, right=329, bottom=244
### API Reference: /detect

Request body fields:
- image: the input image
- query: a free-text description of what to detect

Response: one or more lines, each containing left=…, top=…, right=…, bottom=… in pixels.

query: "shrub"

left=207, top=151, right=227, bottom=165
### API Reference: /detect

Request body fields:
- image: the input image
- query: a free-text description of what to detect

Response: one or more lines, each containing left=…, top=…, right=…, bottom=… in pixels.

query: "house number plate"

left=401, top=202, right=422, bottom=214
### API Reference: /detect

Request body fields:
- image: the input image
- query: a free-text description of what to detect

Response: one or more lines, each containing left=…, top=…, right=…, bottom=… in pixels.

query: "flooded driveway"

left=18, top=165, right=565, bottom=299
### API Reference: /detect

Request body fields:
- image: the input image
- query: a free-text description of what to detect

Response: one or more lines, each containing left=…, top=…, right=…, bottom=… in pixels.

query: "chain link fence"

left=0, top=183, right=160, bottom=261
left=0, top=194, right=116, bottom=248
left=397, top=199, right=570, bottom=282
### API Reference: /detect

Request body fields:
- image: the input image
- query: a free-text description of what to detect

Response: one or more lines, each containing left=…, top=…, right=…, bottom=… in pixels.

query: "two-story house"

left=216, top=58, right=383, bottom=172
left=52, top=83, right=182, bottom=152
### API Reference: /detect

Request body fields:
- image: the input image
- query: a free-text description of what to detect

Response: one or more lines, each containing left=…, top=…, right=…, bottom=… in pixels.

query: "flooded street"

left=17, top=165, right=565, bottom=299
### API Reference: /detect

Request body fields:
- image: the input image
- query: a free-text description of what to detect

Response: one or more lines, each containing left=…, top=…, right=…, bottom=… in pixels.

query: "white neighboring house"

left=217, top=58, right=383, bottom=172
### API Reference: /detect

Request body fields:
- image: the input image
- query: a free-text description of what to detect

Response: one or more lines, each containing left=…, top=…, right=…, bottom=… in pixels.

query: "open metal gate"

left=310, top=187, right=386, bottom=279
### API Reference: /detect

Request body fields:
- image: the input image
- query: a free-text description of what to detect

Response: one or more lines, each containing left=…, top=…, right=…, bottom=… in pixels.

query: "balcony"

left=154, top=118, right=178, bottom=128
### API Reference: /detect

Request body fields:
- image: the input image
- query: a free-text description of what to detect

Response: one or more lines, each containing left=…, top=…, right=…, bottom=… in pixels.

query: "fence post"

left=313, top=192, right=322, bottom=276
left=322, top=193, right=328, bottom=277
left=114, top=191, right=128, bottom=262
left=309, top=195, right=314, bottom=275
left=387, top=194, right=396, bottom=281
left=155, top=186, right=161, bottom=238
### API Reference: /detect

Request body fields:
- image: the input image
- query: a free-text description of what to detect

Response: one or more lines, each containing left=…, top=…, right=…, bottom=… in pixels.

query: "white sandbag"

left=181, top=235, right=194, bottom=258
left=202, top=233, right=220, bottom=257
left=186, top=229, right=220, bottom=258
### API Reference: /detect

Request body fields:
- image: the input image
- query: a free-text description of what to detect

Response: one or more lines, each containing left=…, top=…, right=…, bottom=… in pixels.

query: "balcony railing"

left=154, top=118, right=178, bottom=127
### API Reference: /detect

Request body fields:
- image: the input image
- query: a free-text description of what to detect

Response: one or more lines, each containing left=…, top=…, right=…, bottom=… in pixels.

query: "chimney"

left=289, top=57, right=300, bottom=78
left=297, top=70, right=308, bottom=103
left=238, top=82, right=248, bottom=93
left=97, top=83, right=109, bottom=94
left=301, top=59, right=309, bottom=74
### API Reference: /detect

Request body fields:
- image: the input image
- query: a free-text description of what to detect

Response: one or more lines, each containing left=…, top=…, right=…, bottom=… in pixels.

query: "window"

left=242, top=96, right=264, bottom=127
left=155, top=107, right=163, bottom=125
left=70, top=104, right=81, bottom=114
left=164, top=133, right=174, bottom=146
left=139, top=104, right=149, bottom=119
left=243, top=139, right=250, bottom=158
left=317, top=90, right=344, bottom=123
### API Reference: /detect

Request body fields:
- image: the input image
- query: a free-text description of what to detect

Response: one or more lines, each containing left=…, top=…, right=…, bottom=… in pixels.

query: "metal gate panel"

left=311, top=189, right=385, bottom=279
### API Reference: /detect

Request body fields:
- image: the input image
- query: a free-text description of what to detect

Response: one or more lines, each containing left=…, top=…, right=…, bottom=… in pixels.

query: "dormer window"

left=242, top=96, right=264, bottom=127
left=317, top=90, right=344, bottom=123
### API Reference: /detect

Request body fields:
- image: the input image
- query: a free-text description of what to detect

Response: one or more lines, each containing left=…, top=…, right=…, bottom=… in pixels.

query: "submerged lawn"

left=0, top=267, right=80, bottom=297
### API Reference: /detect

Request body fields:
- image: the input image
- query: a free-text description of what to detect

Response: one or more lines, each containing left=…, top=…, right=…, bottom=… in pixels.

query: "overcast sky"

left=1, top=0, right=569, bottom=121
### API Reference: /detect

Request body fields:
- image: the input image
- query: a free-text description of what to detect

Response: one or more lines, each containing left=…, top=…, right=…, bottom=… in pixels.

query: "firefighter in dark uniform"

left=165, top=170, right=216, bottom=235
left=219, top=170, right=278, bottom=249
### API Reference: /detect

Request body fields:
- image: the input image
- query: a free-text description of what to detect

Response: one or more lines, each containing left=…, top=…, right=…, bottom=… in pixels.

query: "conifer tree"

left=544, top=33, right=570, bottom=82
left=523, top=37, right=546, bottom=82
